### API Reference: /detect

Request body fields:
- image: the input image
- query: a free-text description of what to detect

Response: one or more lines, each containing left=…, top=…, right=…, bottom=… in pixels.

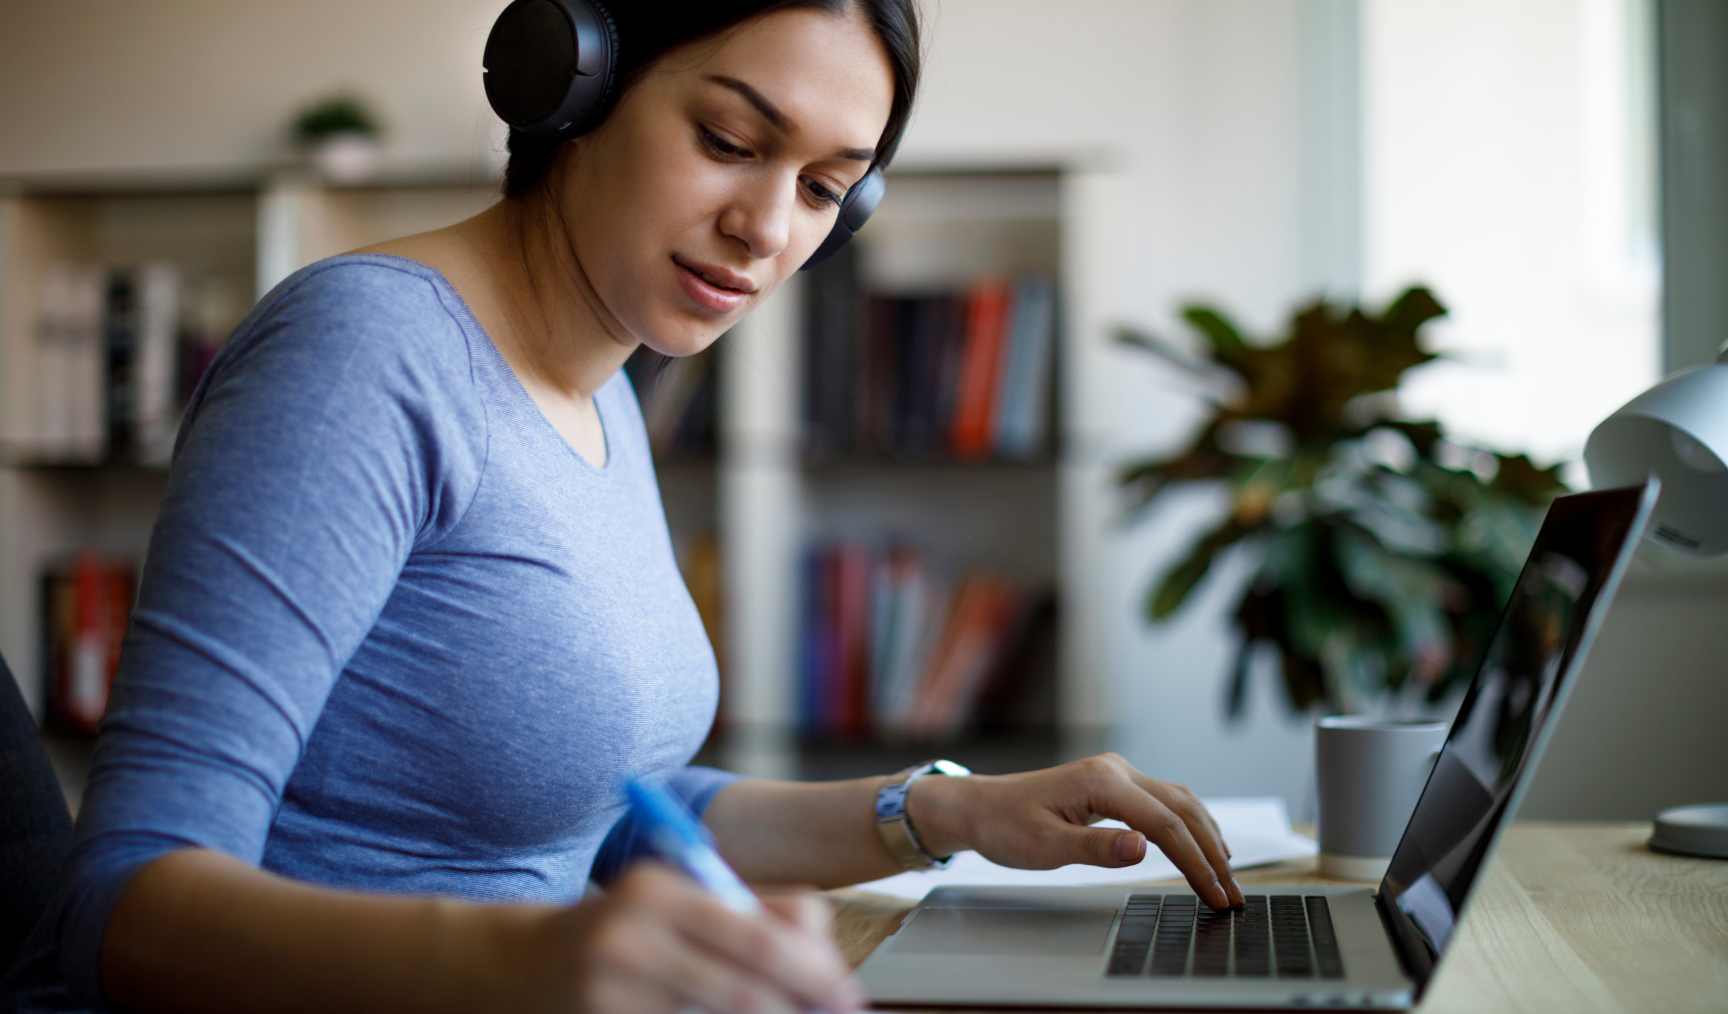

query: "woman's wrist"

left=902, top=769, right=983, bottom=860
left=426, top=899, right=565, bottom=1014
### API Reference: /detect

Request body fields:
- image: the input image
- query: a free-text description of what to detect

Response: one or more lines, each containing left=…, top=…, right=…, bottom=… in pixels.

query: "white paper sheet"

left=852, top=797, right=1316, bottom=901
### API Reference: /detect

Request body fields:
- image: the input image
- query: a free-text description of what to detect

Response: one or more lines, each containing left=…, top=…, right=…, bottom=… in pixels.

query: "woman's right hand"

left=531, top=862, right=864, bottom=1014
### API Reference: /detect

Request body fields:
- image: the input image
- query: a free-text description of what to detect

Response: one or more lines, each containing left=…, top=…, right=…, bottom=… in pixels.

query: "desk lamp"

left=1585, top=347, right=1728, bottom=859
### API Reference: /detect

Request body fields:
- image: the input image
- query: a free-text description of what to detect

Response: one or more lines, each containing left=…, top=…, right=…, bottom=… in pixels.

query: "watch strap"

left=874, top=759, right=970, bottom=871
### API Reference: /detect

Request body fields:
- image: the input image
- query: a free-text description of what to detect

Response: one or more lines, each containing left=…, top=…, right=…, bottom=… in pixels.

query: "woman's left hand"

left=903, top=753, right=1246, bottom=910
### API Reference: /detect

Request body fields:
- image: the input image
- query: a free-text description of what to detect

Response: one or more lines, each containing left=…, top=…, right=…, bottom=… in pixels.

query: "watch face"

left=932, top=759, right=972, bottom=777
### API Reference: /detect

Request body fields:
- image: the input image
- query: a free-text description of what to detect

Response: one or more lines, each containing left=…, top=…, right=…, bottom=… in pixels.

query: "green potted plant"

left=292, top=93, right=385, bottom=183
left=1118, top=287, right=1567, bottom=715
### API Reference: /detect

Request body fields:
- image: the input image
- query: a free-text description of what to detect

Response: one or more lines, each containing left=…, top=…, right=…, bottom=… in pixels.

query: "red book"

left=56, top=552, right=132, bottom=733
left=906, top=576, right=995, bottom=736
left=949, top=282, right=1013, bottom=459
left=831, top=543, right=873, bottom=739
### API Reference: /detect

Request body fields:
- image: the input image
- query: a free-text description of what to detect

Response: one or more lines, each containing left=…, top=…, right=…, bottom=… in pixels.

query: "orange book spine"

left=922, top=580, right=1013, bottom=735
left=908, top=577, right=996, bottom=735
left=949, top=282, right=1012, bottom=459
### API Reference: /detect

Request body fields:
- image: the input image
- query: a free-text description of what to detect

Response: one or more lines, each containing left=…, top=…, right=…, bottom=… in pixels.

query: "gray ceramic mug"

left=1315, top=716, right=1448, bottom=881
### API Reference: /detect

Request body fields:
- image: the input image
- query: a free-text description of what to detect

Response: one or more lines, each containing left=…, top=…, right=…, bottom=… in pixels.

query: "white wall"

left=1363, top=0, right=1661, bottom=464
left=0, top=0, right=505, bottom=180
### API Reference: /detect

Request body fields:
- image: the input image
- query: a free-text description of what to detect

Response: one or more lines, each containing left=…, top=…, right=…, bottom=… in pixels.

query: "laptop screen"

left=1378, top=482, right=1656, bottom=983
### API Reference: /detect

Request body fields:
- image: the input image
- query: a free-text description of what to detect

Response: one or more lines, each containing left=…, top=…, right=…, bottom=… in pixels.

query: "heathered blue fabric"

left=0, top=254, right=736, bottom=1012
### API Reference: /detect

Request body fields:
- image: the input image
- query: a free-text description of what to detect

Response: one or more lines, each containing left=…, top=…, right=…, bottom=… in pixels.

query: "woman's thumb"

left=1063, top=825, right=1146, bottom=867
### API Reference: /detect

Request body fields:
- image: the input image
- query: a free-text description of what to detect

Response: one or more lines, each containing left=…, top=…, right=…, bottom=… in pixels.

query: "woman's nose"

left=718, top=172, right=795, bottom=262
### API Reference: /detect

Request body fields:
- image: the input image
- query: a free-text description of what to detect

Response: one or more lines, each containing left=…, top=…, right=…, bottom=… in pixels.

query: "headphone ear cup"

left=484, top=0, right=618, bottom=139
left=802, top=167, right=887, bottom=271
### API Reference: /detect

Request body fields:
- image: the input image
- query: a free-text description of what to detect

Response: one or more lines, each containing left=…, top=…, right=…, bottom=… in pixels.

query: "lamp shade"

left=1584, top=353, right=1728, bottom=557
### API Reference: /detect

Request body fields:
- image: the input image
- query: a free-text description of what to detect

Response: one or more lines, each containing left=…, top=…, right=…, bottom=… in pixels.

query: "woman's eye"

left=803, top=177, right=844, bottom=207
left=699, top=128, right=752, bottom=159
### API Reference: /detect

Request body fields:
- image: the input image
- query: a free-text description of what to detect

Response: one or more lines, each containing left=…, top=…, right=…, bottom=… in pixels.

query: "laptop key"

left=1270, top=896, right=1314, bottom=978
left=1148, top=898, right=1197, bottom=976
left=1234, top=896, right=1271, bottom=977
left=1190, top=906, right=1231, bottom=977
left=1304, top=897, right=1346, bottom=980
left=1106, top=896, right=1161, bottom=977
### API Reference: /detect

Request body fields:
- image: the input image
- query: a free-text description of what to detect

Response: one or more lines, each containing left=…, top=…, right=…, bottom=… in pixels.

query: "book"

left=134, top=263, right=183, bottom=465
left=905, top=575, right=1029, bottom=738
left=34, top=263, right=106, bottom=461
left=802, top=274, right=1054, bottom=461
left=950, top=282, right=1013, bottom=459
left=831, top=542, right=872, bottom=739
left=34, top=261, right=225, bottom=465
left=40, top=552, right=134, bottom=735
left=803, top=243, right=861, bottom=456
left=991, top=275, right=1056, bottom=459
left=800, top=540, right=1046, bottom=741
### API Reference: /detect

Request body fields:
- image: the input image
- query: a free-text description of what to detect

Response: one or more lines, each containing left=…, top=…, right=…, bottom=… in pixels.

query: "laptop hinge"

left=1373, top=889, right=1431, bottom=994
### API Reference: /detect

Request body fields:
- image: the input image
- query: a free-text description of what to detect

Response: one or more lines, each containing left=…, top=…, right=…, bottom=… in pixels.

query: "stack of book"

left=799, top=542, right=1054, bottom=741
left=803, top=246, right=1056, bottom=461
left=39, top=553, right=135, bottom=735
left=625, top=346, right=717, bottom=461
left=31, top=263, right=238, bottom=465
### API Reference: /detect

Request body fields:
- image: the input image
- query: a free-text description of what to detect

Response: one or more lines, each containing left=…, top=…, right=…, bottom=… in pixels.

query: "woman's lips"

left=672, top=255, right=754, bottom=314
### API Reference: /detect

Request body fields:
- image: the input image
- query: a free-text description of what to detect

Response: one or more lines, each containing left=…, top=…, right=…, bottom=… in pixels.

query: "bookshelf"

left=716, top=167, right=1119, bottom=780
left=0, top=163, right=1124, bottom=786
left=0, top=173, right=502, bottom=725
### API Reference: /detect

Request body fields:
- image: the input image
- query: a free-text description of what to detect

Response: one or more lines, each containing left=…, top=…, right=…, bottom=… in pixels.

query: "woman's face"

left=555, top=7, right=895, bottom=357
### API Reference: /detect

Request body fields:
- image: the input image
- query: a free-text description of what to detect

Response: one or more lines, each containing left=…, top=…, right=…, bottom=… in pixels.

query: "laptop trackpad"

left=891, top=907, right=1116, bottom=956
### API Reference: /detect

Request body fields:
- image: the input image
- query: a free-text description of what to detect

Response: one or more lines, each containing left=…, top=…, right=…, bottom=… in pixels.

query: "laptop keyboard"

left=1107, top=894, right=1345, bottom=979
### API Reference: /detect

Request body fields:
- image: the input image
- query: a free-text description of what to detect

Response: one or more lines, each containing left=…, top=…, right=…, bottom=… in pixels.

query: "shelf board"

left=800, top=455, right=1057, bottom=473
left=3, top=457, right=170, bottom=475
left=652, top=455, right=719, bottom=471
left=794, top=729, right=1060, bottom=781
left=1, top=158, right=497, bottom=200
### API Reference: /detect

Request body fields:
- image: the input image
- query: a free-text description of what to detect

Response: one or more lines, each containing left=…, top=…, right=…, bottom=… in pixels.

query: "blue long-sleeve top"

left=0, top=255, right=737, bottom=1012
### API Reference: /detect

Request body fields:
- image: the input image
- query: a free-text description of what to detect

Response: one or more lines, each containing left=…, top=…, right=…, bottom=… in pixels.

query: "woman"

left=1, top=2, right=1242, bottom=1012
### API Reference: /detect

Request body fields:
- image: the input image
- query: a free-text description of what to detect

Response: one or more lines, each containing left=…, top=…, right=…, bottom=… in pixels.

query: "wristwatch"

left=874, top=759, right=971, bottom=871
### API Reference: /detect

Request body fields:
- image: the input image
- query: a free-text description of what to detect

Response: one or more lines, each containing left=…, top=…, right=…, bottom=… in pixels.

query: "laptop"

left=857, top=481, right=1658, bottom=1009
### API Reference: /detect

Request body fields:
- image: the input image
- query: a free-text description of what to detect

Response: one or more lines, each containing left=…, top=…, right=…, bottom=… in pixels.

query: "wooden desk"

left=830, top=823, right=1728, bottom=1013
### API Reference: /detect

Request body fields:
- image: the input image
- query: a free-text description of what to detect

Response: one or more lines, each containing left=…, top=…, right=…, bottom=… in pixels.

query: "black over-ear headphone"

left=482, top=0, right=883, bottom=271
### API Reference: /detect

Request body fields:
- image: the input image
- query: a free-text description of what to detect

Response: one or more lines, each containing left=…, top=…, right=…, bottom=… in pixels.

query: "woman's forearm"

left=702, top=776, right=904, bottom=888
left=101, top=849, right=549, bottom=1014
left=704, top=757, right=1243, bottom=910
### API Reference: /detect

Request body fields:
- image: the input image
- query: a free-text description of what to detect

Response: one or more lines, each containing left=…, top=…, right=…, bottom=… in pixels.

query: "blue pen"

left=625, top=774, right=762, bottom=914
left=626, top=775, right=852, bottom=1014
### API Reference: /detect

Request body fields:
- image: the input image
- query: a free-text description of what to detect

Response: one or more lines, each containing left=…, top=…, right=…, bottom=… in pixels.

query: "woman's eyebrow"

left=705, top=74, right=876, bottom=161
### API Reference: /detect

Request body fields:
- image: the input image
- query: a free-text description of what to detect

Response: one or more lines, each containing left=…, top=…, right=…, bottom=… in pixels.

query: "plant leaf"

left=1148, top=518, right=1250, bottom=619
left=1115, top=327, right=1216, bottom=378
left=1380, top=286, right=1448, bottom=334
left=1181, top=306, right=1250, bottom=359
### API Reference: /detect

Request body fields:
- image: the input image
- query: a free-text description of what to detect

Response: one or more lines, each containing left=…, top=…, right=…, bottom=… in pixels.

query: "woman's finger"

left=1041, top=819, right=1149, bottom=869
left=1084, top=776, right=1236, bottom=909
left=1135, top=779, right=1241, bottom=906
left=673, top=893, right=861, bottom=1013
left=759, top=888, right=834, bottom=937
left=641, top=919, right=803, bottom=1014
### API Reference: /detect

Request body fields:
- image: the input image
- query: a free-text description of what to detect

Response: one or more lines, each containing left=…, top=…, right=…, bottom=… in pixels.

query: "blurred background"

left=2, top=0, right=1724, bottom=821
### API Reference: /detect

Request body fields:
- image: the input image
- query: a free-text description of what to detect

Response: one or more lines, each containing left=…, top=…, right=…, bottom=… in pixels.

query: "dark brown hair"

left=501, top=0, right=921, bottom=197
